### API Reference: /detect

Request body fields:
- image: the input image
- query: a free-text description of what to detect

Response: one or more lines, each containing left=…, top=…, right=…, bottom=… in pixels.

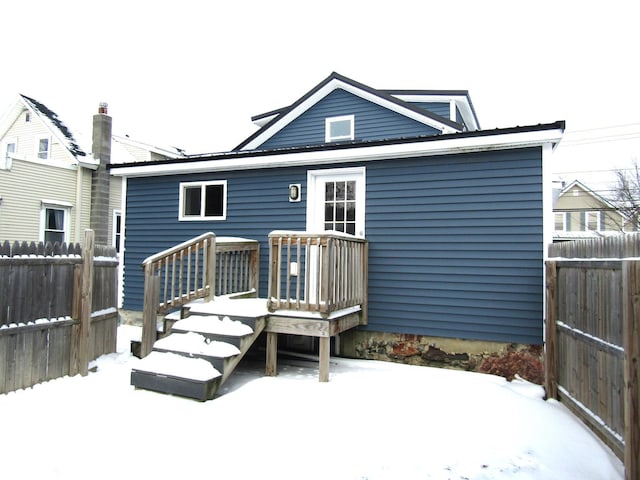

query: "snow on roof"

left=20, top=94, right=87, bottom=158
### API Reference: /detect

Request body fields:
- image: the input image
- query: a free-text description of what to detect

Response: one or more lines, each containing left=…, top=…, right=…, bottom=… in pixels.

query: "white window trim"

left=39, top=201, right=71, bottom=243
left=585, top=211, right=600, bottom=231
left=112, top=209, right=122, bottom=252
left=2, top=137, right=17, bottom=170
left=179, top=180, right=227, bottom=221
left=36, top=135, right=51, bottom=160
left=554, top=212, right=567, bottom=231
left=325, top=115, right=355, bottom=143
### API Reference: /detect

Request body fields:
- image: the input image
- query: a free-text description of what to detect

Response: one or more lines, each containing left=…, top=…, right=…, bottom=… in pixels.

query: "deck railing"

left=140, top=233, right=260, bottom=357
left=215, top=237, right=260, bottom=296
left=267, top=231, right=368, bottom=318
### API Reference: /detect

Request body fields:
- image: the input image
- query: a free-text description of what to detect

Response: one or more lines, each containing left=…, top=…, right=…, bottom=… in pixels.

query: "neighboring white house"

left=0, top=95, right=108, bottom=245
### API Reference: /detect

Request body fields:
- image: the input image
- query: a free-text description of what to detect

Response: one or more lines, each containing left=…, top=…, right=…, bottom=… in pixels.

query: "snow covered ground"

left=1, top=325, right=624, bottom=480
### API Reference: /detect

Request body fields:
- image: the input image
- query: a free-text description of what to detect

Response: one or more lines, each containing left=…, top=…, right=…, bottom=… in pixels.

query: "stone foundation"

left=339, top=330, right=544, bottom=384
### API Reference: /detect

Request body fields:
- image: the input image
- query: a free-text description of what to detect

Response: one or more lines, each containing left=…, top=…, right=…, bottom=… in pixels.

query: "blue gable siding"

left=123, top=147, right=544, bottom=345
left=258, top=89, right=440, bottom=149
left=411, top=101, right=451, bottom=120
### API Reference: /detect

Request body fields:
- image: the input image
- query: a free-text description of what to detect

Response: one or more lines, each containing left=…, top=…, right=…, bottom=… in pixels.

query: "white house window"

left=179, top=180, right=227, bottom=221
left=40, top=203, right=70, bottom=244
left=37, top=137, right=50, bottom=160
left=325, top=115, right=354, bottom=143
left=113, top=210, right=122, bottom=252
left=554, top=212, right=566, bottom=231
left=2, top=139, right=16, bottom=169
left=584, top=211, right=600, bottom=231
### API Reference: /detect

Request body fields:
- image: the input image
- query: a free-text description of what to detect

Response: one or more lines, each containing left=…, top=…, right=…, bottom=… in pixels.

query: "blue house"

left=111, top=72, right=564, bottom=384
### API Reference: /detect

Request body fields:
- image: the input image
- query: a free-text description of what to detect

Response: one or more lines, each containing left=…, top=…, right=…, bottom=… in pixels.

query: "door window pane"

left=323, top=180, right=357, bottom=234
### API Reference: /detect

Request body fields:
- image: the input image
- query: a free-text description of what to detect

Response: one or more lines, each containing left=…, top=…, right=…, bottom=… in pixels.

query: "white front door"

left=306, top=167, right=366, bottom=237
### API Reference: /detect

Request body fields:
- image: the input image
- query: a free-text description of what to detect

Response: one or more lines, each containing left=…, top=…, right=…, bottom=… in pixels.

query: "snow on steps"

left=130, top=352, right=222, bottom=401
left=131, top=311, right=265, bottom=401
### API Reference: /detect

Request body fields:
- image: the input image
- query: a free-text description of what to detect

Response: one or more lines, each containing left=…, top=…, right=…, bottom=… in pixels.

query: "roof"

left=235, top=72, right=468, bottom=151
left=111, top=135, right=187, bottom=164
left=557, top=179, right=617, bottom=210
left=0, top=94, right=87, bottom=159
left=109, top=120, right=565, bottom=177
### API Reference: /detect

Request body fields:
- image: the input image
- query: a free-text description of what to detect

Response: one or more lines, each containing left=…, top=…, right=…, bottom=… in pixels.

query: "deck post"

left=141, top=271, right=160, bottom=358
left=319, top=336, right=330, bottom=382
left=266, top=332, right=278, bottom=377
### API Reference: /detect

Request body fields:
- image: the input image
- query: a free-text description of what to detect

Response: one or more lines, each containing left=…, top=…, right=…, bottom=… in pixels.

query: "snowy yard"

left=1, top=325, right=624, bottom=480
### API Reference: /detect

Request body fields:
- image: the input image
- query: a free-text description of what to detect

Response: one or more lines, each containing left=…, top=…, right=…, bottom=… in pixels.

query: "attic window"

left=37, top=137, right=50, bottom=160
left=325, top=115, right=354, bottom=142
left=25, top=112, right=31, bottom=122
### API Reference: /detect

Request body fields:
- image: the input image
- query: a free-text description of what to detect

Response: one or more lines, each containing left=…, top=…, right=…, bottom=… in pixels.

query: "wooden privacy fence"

left=0, top=230, right=119, bottom=394
left=140, top=233, right=260, bottom=357
left=546, top=236, right=639, bottom=480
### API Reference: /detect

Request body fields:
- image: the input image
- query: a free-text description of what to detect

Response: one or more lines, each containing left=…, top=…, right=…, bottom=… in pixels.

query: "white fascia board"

left=240, top=79, right=457, bottom=150
left=110, top=127, right=564, bottom=178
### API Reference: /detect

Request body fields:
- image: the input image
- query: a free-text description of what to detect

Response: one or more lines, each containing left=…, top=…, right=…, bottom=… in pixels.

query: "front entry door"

left=306, top=167, right=366, bottom=237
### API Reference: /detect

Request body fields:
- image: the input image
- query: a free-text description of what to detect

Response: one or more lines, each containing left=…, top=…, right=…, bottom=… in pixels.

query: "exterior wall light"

left=289, top=184, right=301, bottom=202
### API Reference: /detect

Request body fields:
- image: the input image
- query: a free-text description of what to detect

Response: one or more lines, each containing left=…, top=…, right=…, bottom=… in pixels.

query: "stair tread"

left=187, top=297, right=269, bottom=318
left=133, top=351, right=222, bottom=381
left=173, top=315, right=254, bottom=337
left=154, top=332, right=241, bottom=358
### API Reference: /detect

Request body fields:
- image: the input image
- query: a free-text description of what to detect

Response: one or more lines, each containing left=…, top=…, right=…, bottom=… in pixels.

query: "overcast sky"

left=2, top=0, right=639, bottom=194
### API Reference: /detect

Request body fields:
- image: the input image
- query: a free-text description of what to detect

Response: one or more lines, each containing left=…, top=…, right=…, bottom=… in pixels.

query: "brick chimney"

left=90, top=102, right=112, bottom=245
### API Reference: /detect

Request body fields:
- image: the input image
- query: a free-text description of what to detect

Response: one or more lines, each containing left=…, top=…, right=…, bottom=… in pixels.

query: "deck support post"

left=319, top=336, right=330, bottom=382
left=266, top=332, right=278, bottom=377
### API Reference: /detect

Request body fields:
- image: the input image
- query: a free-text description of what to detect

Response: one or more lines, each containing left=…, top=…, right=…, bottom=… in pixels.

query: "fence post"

left=622, top=260, right=639, bottom=480
left=544, top=260, right=558, bottom=400
left=70, top=230, right=94, bottom=377
left=141, top=266, right=160, bottom=358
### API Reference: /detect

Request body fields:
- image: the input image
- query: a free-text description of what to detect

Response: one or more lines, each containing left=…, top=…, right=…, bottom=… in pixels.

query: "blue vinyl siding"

left=412, top=101, right=451, bottom=120
left=123, top=167, right=309, bottom=311
left=258, top=89, right=440, bottom=149
left=123, top=147, right=544, bottom=345
left=364, top=147, right=543, bottom=344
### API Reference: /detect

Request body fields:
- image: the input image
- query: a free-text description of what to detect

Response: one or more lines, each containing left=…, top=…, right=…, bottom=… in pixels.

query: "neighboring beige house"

left=0, top=95, right=117, bottom=246
left=553, top=179, right=633, bottom=241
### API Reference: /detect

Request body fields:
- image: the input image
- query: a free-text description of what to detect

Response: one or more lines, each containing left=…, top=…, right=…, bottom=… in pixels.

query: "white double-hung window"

left=2, top=138, right=16, bottom=169
left=325, top=115, right=354, bottom=142
left=40, top=201, right=71, bottom=244
left=179, top=180, right=227, bottom=221
left=37, top=136, right=50, bottom=160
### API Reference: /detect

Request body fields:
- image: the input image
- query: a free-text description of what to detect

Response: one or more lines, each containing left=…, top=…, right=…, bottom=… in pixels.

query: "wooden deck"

left=187, top=296, right=364, bottom=382
left=139, top=230, right=368, bottom=387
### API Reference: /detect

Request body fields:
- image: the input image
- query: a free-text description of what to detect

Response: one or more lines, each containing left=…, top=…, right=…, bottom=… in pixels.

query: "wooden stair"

left=131, top=306, right=266, bottom=401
